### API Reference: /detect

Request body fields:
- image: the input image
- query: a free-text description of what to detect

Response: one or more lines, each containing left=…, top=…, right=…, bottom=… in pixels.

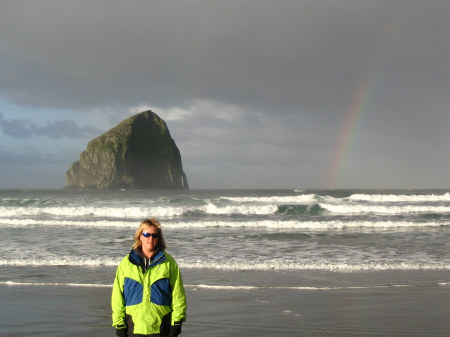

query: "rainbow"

left=327, top=5, right=401, bottom=188
left=327, top=72, right=373, bottom=189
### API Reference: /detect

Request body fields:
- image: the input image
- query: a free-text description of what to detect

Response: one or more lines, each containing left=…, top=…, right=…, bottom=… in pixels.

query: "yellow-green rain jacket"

left=111, top=249, right=187, bottom=335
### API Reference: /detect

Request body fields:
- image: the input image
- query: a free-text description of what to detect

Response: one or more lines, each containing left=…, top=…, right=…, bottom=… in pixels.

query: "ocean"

left=1, top=189, right=449, bottom=336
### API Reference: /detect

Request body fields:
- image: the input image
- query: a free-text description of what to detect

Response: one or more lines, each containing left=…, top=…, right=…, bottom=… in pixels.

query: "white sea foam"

left=178, top=261, right=450, bottom=272
left=3, top=258, right=447, bottom=271
left=3, top=281, right=445, bottom=290
left=1, top=218, right=446, bottom=230
left=0, top=203, right=278, bottom=218
left=0, top=281, right=111, bottom=287
left=1, top=192, right=449, bottom=219
left=202, top=202, right=278, bottom=215
left=348, top=193, right=450, bottom=202
left=0, top=258, right=120, bottom=267
left=221, top=194, right=317, bottom=204
left=2, top=202, right=448, bottom=219
left=165, top=219, right=448, bottom=230
left=0, top=205, right=191, bottom=218
left=186, top=283, right=448, bottom=291
left=0, top=218, right=136, bottom=228
left=320, top=203, right=450, bottom=214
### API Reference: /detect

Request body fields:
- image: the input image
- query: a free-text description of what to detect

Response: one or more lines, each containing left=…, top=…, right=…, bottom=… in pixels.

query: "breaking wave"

left=348, top=192, right=450, bottom=202
left=2, top=202, right=449, bottom=219
left=0, top=218, right=447, bottom=230
left=1, top=257, right=448, bottom=271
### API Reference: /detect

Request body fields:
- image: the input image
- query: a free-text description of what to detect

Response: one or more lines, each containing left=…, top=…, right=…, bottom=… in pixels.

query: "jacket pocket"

left=151, top=278, right=172, bottom=306
left=124, top=277, right=143, bottom=306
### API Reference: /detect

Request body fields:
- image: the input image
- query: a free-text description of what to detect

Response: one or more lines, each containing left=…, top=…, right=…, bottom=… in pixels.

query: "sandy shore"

left=1, top=283, right=449, bottom=336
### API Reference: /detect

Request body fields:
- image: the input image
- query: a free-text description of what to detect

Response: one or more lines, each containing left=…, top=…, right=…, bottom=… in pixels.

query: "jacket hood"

left=129, top=249, right=166, bottom=268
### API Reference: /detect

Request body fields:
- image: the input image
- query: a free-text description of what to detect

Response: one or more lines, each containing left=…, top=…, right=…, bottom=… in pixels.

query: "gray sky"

left=0, top=0, right=449, bottom=189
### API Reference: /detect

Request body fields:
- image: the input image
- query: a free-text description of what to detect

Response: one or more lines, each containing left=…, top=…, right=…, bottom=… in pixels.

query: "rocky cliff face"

left=65, top=111, right=189, bottom=190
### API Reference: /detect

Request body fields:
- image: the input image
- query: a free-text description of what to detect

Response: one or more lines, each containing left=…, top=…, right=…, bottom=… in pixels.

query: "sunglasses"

left=141, top=232, right=159, bottom=239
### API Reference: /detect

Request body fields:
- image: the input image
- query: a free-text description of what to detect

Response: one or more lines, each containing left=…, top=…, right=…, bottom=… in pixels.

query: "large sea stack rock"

left=65, top=111, right=189, bottom=190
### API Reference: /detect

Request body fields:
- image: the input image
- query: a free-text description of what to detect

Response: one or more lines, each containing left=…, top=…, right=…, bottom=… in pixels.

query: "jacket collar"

left=129, top=248, right=166, bottom=268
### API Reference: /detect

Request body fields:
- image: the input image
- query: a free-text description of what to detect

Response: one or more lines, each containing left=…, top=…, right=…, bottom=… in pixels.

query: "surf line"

left=0, top=281, right=111, bottom=287
left=2, top=281, right=448, bottom=289
left=185, top=283, right=449, bottom=291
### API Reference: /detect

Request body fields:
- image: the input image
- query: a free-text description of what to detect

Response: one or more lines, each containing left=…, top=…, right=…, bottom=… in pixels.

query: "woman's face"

left=140, top=225, right=159, bottom=257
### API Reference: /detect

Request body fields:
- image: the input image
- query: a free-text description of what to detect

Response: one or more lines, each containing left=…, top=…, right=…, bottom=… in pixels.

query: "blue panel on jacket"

left=124, top=277, right=143, bottom=306
left=151, top=278, right=172, bottom=306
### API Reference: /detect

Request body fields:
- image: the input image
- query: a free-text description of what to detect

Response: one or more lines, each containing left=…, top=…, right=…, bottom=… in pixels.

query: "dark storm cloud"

left=1, top=0, right=448, bottom=117
left=0, top=0, right=449, bottom=189
left=0, top=113, right=100, bottom=139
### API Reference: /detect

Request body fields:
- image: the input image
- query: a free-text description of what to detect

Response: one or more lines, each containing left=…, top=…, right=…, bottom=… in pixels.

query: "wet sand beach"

left=1, top=282, right=449, bottom=337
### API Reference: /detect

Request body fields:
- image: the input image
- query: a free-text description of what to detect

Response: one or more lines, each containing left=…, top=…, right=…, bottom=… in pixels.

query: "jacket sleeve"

left=111, top=260, right=127, bottom=328
left=169, top=258, right=187, bottom=324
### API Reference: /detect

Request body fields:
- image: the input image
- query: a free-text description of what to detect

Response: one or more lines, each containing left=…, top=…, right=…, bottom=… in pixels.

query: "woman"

left=112, top=218, right=187, bottom=337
